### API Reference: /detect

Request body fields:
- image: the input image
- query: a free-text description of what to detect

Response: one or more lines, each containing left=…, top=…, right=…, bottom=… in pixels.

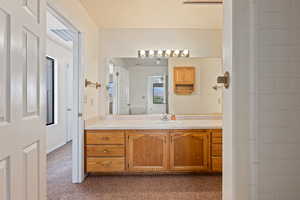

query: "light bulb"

left=183, top=49, right=189, bottom=57
left=157, top=50, right=163, bottom=57
left=174, top=50, right=180, bottom=57
left=139, top=50, right=146, bottom=58
left=149, top=50, right=155, bottom=57
left=165, top=49, right=172, bottom=57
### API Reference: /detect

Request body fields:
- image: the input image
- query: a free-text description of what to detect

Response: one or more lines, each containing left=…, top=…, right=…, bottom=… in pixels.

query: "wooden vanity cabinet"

left=126, top=130, right=169, bottom=172
left=170, top=130, right=211, bottom=171
left=85, top=129, right=222, bottom=174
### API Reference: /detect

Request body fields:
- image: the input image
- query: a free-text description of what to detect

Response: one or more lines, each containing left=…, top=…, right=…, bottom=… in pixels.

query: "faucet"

left=161, top=113, right=169, bottom=121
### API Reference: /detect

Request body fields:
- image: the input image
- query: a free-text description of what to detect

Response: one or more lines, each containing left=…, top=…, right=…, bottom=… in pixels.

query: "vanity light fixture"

left=138, top=49, right=190, bottom=58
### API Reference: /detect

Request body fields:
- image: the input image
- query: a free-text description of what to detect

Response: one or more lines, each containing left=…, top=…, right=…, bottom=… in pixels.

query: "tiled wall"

left=254, top=0, right=300, bottom=199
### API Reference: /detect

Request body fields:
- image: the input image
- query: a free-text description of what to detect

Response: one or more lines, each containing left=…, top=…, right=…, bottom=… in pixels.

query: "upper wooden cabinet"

left=173, top=67, right=195, bottom=95
left=126, top=130, right=169, bottom=171
left=174, top=67, right=195, bottom=84
left=170, top=130, right=210, bottom=171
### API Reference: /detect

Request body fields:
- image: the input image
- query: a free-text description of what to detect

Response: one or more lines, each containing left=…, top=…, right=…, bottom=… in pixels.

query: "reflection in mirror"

left=107, top=58, right=168, bottom=115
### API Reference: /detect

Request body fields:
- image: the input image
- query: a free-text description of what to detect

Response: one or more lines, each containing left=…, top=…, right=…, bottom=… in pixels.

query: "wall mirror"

left=106, top=57, right=223, bottom=116
left=107, top=58, right=168, bottom=115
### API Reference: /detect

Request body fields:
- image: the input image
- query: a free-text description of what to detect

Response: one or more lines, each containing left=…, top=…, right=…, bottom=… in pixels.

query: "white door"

left=115, top=66, right=130, bottom=115
left=0, top=0, right=46, bottom=200
left=223, top=0, right=233, bottom=199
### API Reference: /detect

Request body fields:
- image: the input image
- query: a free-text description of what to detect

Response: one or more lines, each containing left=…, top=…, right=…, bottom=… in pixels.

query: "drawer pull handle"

left=100, top=161, right=112, bottom=167
left=101, top=137, right=110, bottom=141
left=103, top=149, right=109, bottom=153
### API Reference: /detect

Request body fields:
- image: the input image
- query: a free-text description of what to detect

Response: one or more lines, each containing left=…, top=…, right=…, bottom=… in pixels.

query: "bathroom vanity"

left=85, top=120, right=222, bottom=174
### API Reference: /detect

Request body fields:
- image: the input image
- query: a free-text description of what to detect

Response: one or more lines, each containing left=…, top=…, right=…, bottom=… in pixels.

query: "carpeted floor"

left=47, top=143, right=222, bottom=200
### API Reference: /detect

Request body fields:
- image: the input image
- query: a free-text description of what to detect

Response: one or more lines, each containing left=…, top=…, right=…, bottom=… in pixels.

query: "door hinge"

left=78, top=113, right=83, bottom=117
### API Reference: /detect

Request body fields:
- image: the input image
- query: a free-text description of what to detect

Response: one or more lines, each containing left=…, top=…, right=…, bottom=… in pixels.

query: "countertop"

left=85, top=119, right=223, bottom=130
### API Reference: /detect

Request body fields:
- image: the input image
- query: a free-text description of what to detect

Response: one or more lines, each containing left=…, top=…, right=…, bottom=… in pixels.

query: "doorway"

left=46, top=5, right=84, bottom=184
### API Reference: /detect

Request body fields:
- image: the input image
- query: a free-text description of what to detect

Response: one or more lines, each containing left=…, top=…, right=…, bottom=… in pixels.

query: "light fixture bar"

left=183, top=0, right=223, bottom=4
left=138, top=50, right=190, bottom=58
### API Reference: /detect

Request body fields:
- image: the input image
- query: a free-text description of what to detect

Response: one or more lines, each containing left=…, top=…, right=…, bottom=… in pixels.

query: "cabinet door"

left=174, top=67, right=195, bottom=84
left=126, top=130, right=169, bottom=171
left=170, top=130, right=210, bottom=171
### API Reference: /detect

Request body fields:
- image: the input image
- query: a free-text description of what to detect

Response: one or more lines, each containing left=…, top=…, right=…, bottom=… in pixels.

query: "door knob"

left=217, top=71, right=230, bottom=89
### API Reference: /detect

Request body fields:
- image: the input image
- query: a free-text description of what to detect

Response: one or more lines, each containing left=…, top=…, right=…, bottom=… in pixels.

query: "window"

left=153, top=83, right=165, bottom=104
left=46, top=57, right=55, bottom=125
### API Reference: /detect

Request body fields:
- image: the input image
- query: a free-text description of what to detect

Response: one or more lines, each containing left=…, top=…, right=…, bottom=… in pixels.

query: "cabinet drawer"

left=212, top=143, right=222, bottom=157
left=212, top=157, right=222, bottom=172
left=86, top=145, right=125, bottom=157
left=86, top=158, right=125, bottom=172
left=86, top=131, right=125, bottom=145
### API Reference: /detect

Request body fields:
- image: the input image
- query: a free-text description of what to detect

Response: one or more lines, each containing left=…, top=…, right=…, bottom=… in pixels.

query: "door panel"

left=23, top=143, right=39, bottom=200
left=127, top=130, right=169, bottom=171
left=22, top=29, right=39, bottom=116
left=170, top=131, right=210, bottom=171
left=0, top=0, right=46, bottom=199
left=0, top=9, right=10, bottom=123
left=22, top=0, right=40, bottom=22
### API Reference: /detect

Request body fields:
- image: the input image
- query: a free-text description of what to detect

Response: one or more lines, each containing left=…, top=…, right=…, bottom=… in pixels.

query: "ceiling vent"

left=50, top=29, right=73, bottom=42
left=183, top=0, right=223, bottom=4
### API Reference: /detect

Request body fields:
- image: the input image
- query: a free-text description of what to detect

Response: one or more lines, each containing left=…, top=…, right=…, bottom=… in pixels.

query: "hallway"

left=47, top=143, right=222, bottom=200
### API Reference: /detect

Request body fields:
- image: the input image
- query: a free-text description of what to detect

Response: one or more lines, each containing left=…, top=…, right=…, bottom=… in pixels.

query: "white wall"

left=99, top=28, right=223, bottom=116
left=48, top=0, right=100, bottom=119
left=128, top=66, right=168, bottom=114
left=46, top=38, right=72, bottom=153
left=168, top=57, right=222, bottom=115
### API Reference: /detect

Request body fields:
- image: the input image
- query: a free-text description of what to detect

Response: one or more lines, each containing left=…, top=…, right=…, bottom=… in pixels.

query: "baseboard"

left=47, top=142, right=67, bottom=154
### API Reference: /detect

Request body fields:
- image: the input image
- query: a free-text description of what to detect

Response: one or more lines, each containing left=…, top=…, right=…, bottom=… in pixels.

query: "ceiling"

left=80, top=0, right=223, bottom=29
left=111, top=58, right=168, bottom=67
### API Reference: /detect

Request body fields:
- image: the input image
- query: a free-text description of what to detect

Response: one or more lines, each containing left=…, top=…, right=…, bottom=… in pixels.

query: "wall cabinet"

left=173, top=67, right=195, bottom=95
left=170, top=130, right=210, bottom=171
left=85, top=129, right=222, bottom=174
left=126, top=130, right=169, bottom=171
left=174, top=67, right=195, bottom=85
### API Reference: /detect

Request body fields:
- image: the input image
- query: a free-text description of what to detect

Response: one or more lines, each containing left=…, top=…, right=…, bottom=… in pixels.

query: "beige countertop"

left=85, top=119, right=223, bottom=130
